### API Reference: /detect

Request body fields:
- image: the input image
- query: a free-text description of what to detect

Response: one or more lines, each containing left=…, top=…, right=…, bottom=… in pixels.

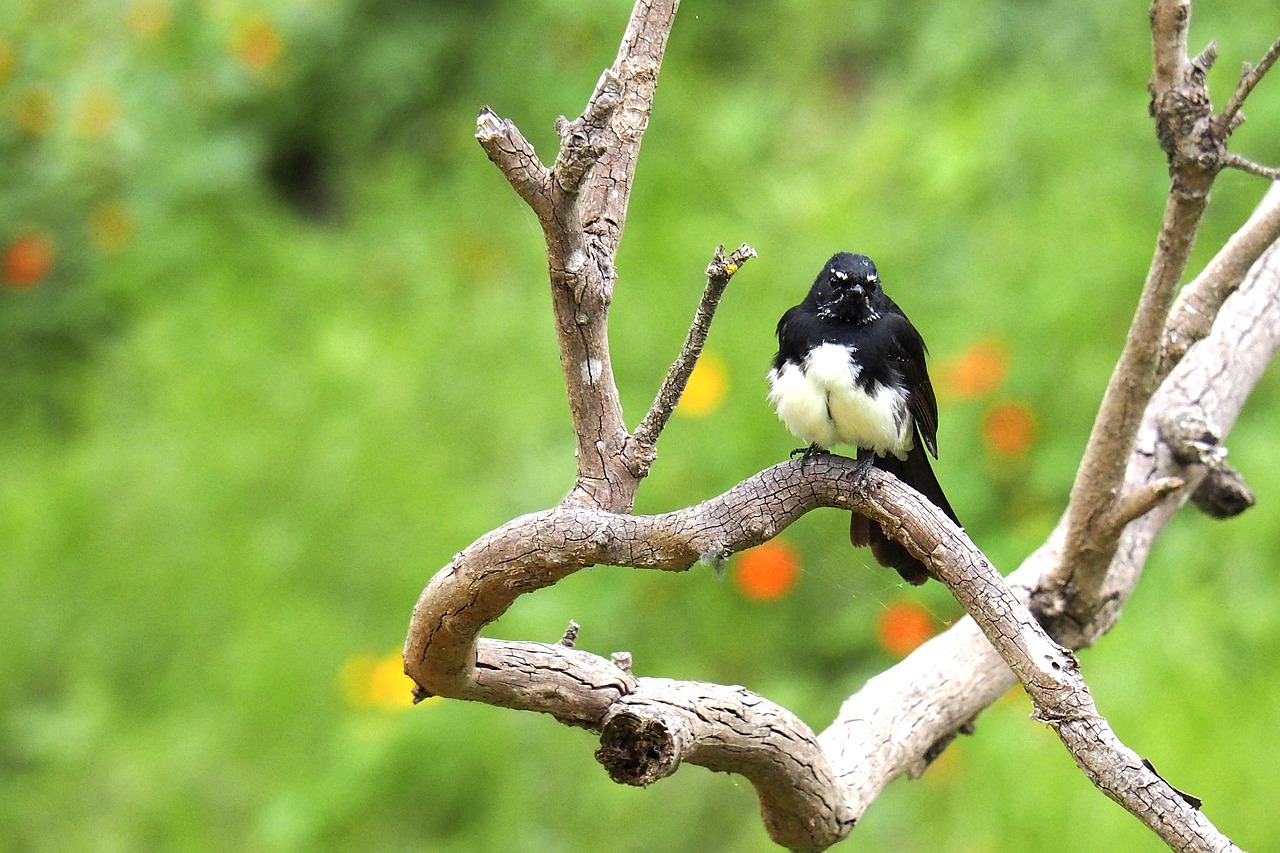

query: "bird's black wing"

left=881, top=309, right=940, bottom=458
left=772, top=303, right=822, bottom=369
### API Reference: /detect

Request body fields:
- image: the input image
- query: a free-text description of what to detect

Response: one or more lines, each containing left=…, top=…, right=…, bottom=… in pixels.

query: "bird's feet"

left=852, top=449, right=876, bottom=485
left=789, top=443, right=827, bottom=467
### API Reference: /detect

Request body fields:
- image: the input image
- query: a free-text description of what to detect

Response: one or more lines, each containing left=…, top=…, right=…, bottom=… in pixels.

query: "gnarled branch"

left=407, top=1, right=1280, bottom=850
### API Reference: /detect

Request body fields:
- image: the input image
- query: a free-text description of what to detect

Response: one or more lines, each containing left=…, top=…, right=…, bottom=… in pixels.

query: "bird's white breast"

left=767, top=343, right=912, bottom=457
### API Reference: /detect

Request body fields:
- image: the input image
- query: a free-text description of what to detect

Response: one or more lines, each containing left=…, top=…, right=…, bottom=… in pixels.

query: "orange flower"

left=877, top=600, right=936, bottom=657
left=4, top=232, right=55, bottom=289
left=339, top=651, right=418, bottom=710
left=231, top=15, right=282, bottom=71
left=940, top=339, right=1008, bottom=400
left=983, top=401, right=1036, bottom=458
left=734, top=539, right=799, bottom=602
left=676, top=351, right=728, bottom=417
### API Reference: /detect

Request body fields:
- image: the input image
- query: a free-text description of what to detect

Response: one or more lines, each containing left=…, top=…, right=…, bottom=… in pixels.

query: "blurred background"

left=3, top=0, right=1279, bottom=850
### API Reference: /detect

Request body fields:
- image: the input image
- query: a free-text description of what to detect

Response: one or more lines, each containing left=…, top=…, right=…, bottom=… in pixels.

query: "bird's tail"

left=848, top=445, right=959, bottom=585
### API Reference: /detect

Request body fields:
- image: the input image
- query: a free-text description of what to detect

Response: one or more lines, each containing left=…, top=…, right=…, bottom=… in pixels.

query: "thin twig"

left=1223, top=153, right=1280, bottom=180
left=1214, top=34, right=1280, bottom=138
left=1103, top=477, right=1185, bottom=529
left=632, top=244, right=757, bottom=454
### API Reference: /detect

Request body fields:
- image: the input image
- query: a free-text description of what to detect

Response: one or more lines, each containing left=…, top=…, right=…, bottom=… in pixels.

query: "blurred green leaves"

left=2, top=1, right=1279, bottom=851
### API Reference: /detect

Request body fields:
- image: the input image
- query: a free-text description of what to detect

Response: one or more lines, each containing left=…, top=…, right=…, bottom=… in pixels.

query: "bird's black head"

left=806, top=252, right=884, bottom=323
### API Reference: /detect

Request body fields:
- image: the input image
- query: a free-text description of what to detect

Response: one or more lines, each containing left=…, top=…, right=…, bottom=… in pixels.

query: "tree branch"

left=1103, top=476, right=1186, bottom=529
left=1058, top=0, right=1280, bottom=625
left=476, top=1, right=679, bottom=512
left=1214, top=33, right=1280, bottom=139
left=1222, top=152, right=1280, bottom=179
left=879, top=472, right=1240, bottom=851
left=1162, top=182, right=1280, bottom=374
left=598, top=682, right=857, bottom=853
left=631, top=243, right=756, bottom=461
left=475, top=108, right=552, bottom=221
left=578, top=0, right=679, bottom=259
left=410, top=1, right=1280, bottom=849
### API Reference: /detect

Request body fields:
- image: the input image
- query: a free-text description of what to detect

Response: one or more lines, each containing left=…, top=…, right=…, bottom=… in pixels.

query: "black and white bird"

left=767, top=252, right=959, bottom=584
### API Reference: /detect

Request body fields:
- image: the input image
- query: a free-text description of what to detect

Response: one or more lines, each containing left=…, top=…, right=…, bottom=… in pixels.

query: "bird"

left=767, top=251, right=959, bottom=584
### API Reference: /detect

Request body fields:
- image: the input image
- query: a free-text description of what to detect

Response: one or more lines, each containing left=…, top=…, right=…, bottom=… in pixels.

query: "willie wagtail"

left=767, top=252, right=959, bottom=584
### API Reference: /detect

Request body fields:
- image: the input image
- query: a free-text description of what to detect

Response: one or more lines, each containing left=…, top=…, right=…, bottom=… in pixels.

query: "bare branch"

left=631, top=244, right=757, bottom=458
left=1214, top=34, right=1280, bottom=138
left=476, top=0, right=678, bottom=512
left=1057, top=0, right=1279, bottom=623
left=598, top=682, right=856, bottom=852
left=882, top=475, right=1241, bottom=851
left=1103, top=476, right=1185, bottom=529
left=1149, top=0, right=1192, bottom=87
left=1059, top=1, right=1215, bottom=611
left=1222, top=153, right=1280, bottom=179
left=578, top=0, right=680, bottom=258
left=475, top=108, right=552, bottom=221
left=550, top=69, right=623, bottom=201
left=1058, top=188, right=1208, bottom=619
left=404, top=430, right=1258, bottom=849
left=1163, top=182, right=1280, bottom=374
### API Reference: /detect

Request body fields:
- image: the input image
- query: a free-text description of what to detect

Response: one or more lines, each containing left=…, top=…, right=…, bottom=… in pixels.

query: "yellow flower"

left=16, top=84, right=54, bottom=135
left=339, top=651, right=419, bottom=710
left=126, top=0, right=172, bottom=36
left=76, top=87, right=118, bottom=138
left=677, top=351, right=728, bottom=417
left=89, top=201, right=135, bottom=254
left=0, top=37, right=15, bottom=84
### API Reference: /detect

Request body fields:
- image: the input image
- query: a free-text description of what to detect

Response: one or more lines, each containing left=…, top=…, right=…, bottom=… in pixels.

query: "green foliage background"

left=3, top=1, right=1279, bottom=850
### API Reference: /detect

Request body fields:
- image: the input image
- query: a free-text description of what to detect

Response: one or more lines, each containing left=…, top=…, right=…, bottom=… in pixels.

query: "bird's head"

left=809, top=252, right=883, bottom=323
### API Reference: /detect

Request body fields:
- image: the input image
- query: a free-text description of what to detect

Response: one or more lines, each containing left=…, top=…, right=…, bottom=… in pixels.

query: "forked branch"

left=1058, top=0, right=1280, bottom=624
left=407, top=1, right=1280, bottom=850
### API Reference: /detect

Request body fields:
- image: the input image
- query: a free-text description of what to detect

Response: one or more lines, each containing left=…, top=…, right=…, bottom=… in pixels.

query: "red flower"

left=4, top=233, right=55, bottom=289
left=983, top=401, right=1036, bottom=458
left=734, top=539, right=799, bottom=602
left=877, top=600, right=936, bottom=657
